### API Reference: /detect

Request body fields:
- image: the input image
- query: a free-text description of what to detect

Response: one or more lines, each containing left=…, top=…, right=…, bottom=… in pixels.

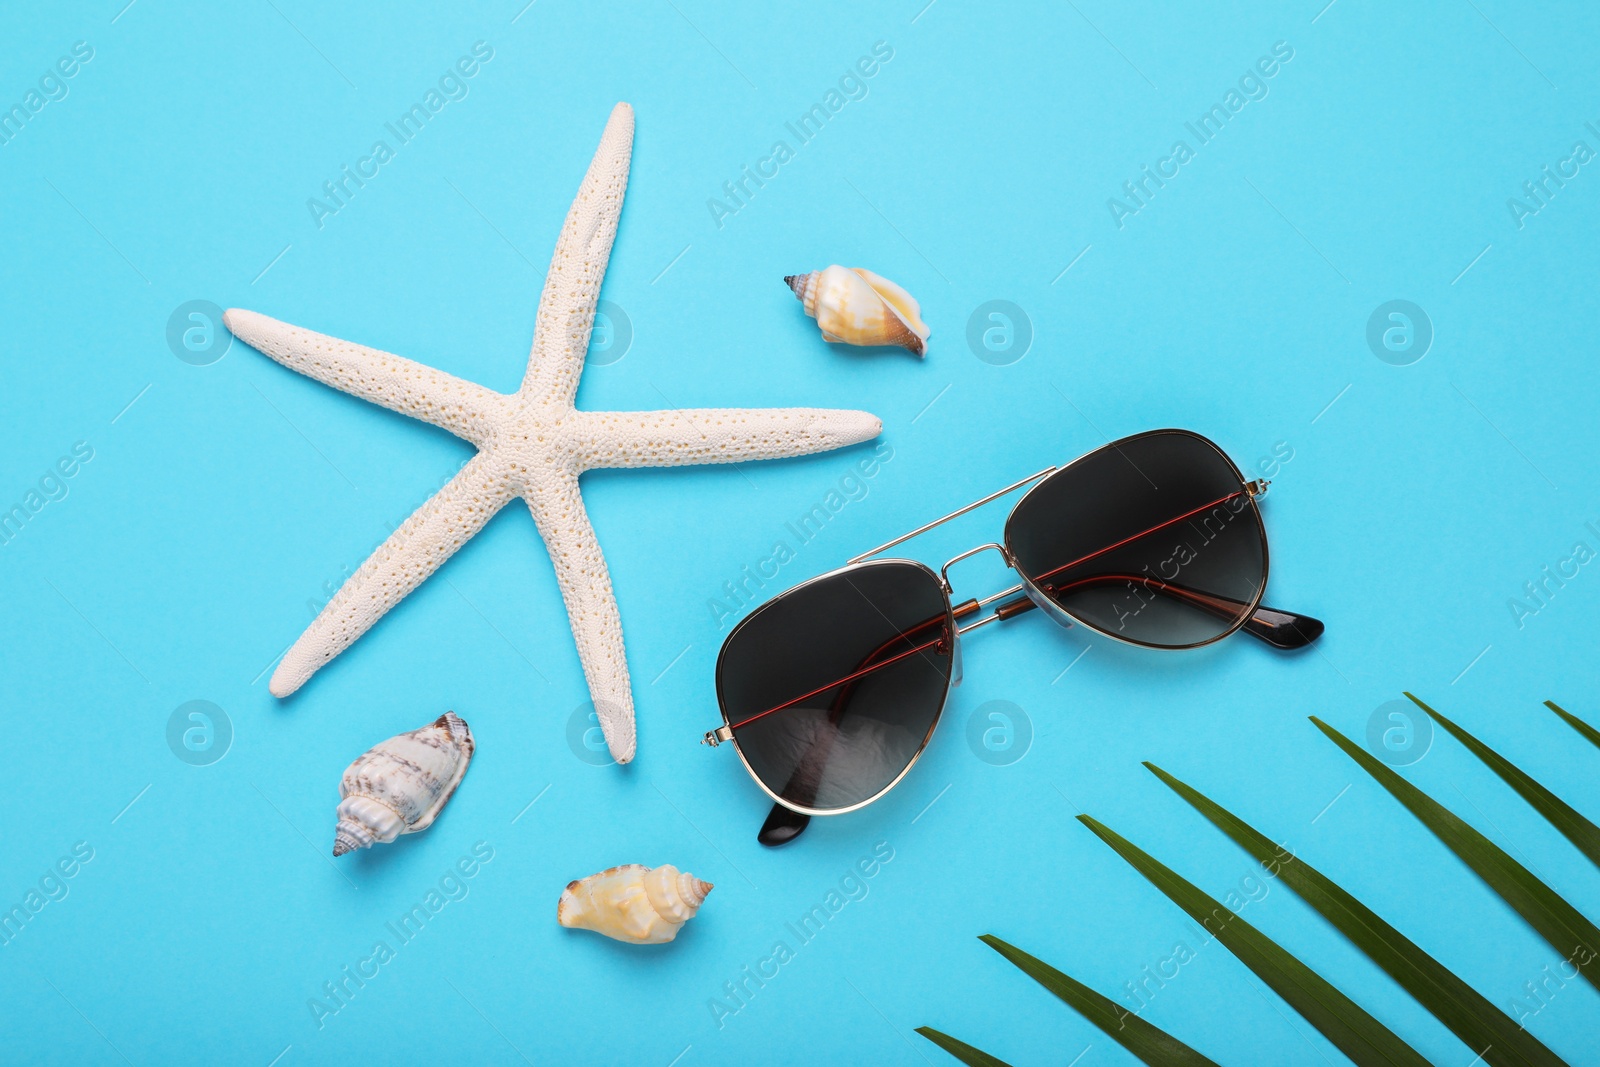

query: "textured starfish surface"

left=225, top=103, right=881, bottom=763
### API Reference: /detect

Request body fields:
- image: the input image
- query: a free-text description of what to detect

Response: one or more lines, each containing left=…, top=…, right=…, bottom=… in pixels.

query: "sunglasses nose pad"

left=949, top=630, right=964, bottom=688
left=1020, top=580, right=1076, bottom=630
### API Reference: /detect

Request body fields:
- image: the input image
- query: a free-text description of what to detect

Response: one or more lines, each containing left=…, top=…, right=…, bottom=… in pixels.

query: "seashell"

left=557, top=863, right=713, bottom=944
left=786, top=265, right=930, bottom=357
left=333, top=712, right=474, bottom=856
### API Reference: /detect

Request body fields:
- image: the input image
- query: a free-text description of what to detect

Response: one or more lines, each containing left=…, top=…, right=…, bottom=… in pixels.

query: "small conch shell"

left=333, top=712, right=475, bottom=856
left=557, top=863, right=713, bottom=944
left=786, top=265, right=930, bottom=356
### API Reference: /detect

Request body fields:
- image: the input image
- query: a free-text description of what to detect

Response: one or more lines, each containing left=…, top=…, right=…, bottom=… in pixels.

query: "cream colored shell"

left=786, top=265, right=930, bottom=356
left=333, top=712, right=474, bottom=856
left=557, top=863, right=712, bottom=944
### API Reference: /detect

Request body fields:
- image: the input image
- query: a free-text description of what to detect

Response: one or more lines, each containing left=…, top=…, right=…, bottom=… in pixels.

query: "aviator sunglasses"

left=702, top=429, right=1324, bottom=846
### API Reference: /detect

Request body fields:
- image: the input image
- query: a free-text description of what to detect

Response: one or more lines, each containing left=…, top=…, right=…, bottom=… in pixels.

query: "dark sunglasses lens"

left=716, top=561, right=953, bottom=813
left=1005, top=431, right=1266, bottom=648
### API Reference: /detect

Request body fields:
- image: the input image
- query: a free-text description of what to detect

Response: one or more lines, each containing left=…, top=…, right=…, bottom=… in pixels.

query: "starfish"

left=225, top=103, right=881, bottom=763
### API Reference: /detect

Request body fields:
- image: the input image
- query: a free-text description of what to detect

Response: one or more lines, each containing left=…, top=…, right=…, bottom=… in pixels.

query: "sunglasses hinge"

left=702, top=726, right=733, bottom=747
left=1246, top=478, right=1271, bottom=498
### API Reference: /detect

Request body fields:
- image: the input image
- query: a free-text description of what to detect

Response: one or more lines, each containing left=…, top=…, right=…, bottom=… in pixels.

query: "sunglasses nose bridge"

left=939, top=542, right=1014, bottom=593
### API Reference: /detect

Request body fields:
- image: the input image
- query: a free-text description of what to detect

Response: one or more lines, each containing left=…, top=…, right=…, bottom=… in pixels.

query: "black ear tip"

left=758, top=804, right=810, bottom=847
left=1245, top=606, right=1324, bottom=648
left=1291, top=615, right=1326, bottom=646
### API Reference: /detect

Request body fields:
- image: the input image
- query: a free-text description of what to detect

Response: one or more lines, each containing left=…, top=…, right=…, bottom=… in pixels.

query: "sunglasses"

left=702, top=429, right=1324, bottom=846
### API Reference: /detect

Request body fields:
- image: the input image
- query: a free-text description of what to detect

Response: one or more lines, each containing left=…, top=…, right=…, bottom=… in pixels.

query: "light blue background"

left=3, top=1, right=1599, bottom=1064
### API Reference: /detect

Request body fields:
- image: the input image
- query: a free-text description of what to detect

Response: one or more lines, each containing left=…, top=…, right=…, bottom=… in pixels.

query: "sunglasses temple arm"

left=758, top=800, right=811, bottom=846
left=1240, top=603, right=1325, bottom=648
left=739, top=579, right=1320, bottom=760
left=1006, top=574, right=1324, bottom=650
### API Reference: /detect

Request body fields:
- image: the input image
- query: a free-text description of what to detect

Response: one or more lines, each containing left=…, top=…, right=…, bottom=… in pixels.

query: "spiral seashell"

left=333, top=712, right=475, bottom=856
left=786, top=265, right=930, bottom=357
left=557, top=863, right=713, bottom=944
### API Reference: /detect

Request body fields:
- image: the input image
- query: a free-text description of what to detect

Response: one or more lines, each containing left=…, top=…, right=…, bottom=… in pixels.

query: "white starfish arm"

left=225, top=308, right=501, bottom=446
left=574, top=408, right=883, bottom=469
left=270, top=454, right=513, bottom=697
left=523, top=473, right=636, bottom=764
left=520, top=102, right=634, bottom=407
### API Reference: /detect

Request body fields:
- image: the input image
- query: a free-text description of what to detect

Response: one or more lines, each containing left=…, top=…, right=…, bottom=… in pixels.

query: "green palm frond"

left=1145, top=761, right=1568, bottom=1067
left=918, top=698, right=1600, bottom=1066
left=979, top=935, right=1221, bottom=1067
left=1311, top=716, right=1600, bottom=992
left=1078, top=814, right=1430, bottom=1067
left=1545, top=700, right=1600, bottom=751
left=915, top=1026, right=1016, bottom=1067
left=1408, top=694, right=1600, bottom=869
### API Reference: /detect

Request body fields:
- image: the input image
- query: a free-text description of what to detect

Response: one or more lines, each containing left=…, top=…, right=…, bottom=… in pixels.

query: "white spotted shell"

left=786, top=265, right=929, bottom=356
left=557, top=863, right=713, bottom=944
left=333, top=712, right=474, bottom=856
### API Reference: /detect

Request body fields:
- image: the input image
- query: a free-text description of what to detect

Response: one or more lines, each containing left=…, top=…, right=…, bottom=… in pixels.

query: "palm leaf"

left=1145, top=761, right=1568, bottom=1067
left=1311, top=716, right=1600, bottom=992
left=915, top=1026, right=1016, bottom=1067
left=1545, top=700, right=1600, bottom=751
left=1078, top=814, right=1430, bottom=1067
left=1408, top=693, right=1600, bottom=870
left=978, top=935, right=1221, bottom=1067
